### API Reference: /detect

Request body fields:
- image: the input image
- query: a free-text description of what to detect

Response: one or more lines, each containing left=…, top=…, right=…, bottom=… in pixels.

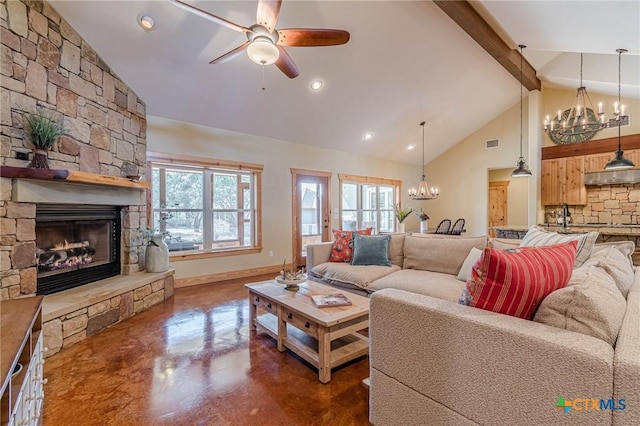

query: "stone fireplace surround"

left=1, top=173, right=174, bottom=357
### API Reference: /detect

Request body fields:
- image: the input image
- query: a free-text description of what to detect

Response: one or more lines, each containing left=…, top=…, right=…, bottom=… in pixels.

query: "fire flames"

left=37, top=240, right=95, bottom=272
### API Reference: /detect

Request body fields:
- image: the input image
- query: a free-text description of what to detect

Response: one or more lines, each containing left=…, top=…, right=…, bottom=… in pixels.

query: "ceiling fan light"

left=247, top=38, right=279, bottom=65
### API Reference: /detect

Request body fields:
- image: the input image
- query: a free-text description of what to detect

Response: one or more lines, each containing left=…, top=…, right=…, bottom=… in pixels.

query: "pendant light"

left=512, top=45, right=532, bottom=178
left=604, top=49, right=633, bottom=170
left=408, top=122, right=439, bottom=200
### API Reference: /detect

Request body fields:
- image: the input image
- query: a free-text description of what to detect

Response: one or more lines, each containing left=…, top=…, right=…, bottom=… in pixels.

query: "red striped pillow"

left=460, top=241, right=577, bottom=320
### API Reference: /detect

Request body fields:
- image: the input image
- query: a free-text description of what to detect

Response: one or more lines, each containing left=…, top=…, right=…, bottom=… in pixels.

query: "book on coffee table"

left=311, top=293, right=352, bottom=308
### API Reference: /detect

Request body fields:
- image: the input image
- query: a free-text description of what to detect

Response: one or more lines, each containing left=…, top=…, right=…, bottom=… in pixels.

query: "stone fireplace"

left=1, top=0, right=174, bottom=356
left=36, top=204, right=121, bottom=295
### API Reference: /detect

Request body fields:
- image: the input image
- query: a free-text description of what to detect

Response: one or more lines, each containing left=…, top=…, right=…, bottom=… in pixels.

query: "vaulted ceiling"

left=49, top=1, right=640, bottom=165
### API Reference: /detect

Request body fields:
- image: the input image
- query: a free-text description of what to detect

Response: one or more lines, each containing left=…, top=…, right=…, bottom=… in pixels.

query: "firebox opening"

left=36, top=205, right=121, bottom=295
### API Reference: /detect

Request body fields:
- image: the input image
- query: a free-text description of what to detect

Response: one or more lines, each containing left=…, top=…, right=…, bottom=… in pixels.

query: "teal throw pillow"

left=351, top=233, right=392, bottom=267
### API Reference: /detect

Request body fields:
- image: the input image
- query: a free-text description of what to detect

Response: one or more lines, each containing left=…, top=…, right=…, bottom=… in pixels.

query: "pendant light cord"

left=519, top=45, right=524, bottom=158
left=420, top=121, right=425, bottom=176
left=617, top=49, right=622, bottom=150
left=579, top=53, right=583, bottom=87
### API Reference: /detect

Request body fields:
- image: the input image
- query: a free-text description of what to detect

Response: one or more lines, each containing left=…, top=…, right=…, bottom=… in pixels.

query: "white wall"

left=422, top=100, right=527, bottom=236
left=147, top=116, right=426, bottom=280
left=488, top=168, right=528, bottom=226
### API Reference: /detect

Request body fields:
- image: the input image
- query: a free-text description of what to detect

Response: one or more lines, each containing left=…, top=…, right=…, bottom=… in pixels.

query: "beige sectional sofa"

left=307, top=232, right=640, bottom=425
left=306, top=233, right=487, bottom=301
left=368, top=242, right=640, bottom=425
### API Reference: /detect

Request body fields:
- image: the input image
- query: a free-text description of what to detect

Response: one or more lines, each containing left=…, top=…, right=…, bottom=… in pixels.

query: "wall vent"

left=486, top=139, right=499, bottom=149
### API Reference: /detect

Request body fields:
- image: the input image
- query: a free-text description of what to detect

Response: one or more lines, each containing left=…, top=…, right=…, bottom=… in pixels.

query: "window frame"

left=337, top=173, right=402, bottom=233
left=147, top=152, right=263, bottom=261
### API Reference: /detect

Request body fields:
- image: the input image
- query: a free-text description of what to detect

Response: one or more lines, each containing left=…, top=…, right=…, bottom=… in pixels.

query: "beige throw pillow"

left=520, top=226, right=598, bottom=268
left=456, top=247, right=483, bottom=281
left=533, top=265, right=626, bottom=346
left=593, top=241, right=635, bottom=269
left=583, top=245, right=635, bottom=298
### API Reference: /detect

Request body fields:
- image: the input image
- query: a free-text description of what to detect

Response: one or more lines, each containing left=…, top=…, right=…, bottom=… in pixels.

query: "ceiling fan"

left=169, top=0, right=350, bottom=79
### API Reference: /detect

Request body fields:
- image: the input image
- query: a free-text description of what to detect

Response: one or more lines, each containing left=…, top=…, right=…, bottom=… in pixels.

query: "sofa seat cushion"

left=368, top=269, right=465, bottom=302
left=403, top=235, right=487, bottom=275
left=309, top=262, right=400, bottom=291
left=534, top=265, right=626, bottom=346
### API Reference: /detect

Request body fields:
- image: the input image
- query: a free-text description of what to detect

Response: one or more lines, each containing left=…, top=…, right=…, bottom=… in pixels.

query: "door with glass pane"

left=291, top=170, right=331, bottom=269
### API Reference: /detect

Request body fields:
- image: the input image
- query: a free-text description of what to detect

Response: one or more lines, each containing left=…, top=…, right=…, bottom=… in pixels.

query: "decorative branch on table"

left=394, top=204, right=415, bottom=223
left=415, top=208, right=430, bottom=221
left=22, top=106, right=65, bottom=169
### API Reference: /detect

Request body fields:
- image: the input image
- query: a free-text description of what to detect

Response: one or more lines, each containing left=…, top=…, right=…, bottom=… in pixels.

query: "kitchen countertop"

left=541, top=224, right=640, bottom=236
left=492, top=224, right=640, bottom=236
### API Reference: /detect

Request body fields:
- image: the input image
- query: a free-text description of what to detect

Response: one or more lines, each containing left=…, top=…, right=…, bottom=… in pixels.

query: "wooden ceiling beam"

left=433, top=0, right=541, bottom=91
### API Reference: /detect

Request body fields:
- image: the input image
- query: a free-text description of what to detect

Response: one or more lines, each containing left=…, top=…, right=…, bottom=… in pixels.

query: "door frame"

left=488, top=180, right=509, bottom=237
left=291, top=168, right=332, bottom=269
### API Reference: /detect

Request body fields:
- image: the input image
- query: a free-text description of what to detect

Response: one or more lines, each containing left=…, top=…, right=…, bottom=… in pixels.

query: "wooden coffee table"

left=245, top=280, right=370, bottom=383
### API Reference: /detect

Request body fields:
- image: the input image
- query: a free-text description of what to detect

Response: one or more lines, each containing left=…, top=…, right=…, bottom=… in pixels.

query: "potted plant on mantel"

left=394, top=204, right=414, bottom=233
left=23, top=107, right=65, bottom=169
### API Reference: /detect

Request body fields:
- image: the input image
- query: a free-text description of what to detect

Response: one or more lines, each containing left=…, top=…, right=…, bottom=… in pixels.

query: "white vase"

left=420, top=220, right=428, bottom=233
left=398, top=223, right=405, bottom=233
left=146, top=235, right=169, bottom=273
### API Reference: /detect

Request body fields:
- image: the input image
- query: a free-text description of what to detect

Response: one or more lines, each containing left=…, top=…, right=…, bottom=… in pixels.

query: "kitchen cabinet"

left=541, top=156, right=586, bottom=205
left=584, top=152, right=614, bottom=172
left=585, top=149, right=640, bottom=172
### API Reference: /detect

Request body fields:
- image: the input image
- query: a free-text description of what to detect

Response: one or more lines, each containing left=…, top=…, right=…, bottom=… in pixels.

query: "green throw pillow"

left=351, top=233, right=392, bottom=267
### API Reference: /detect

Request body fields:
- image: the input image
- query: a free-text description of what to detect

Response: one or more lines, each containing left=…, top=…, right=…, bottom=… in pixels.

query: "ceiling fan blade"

left=275, top=46, right=299, bottom=79
left=170, top=0, right=252, bottom=33
left=277, top=29, right=350, bottom=47
left=209, top=42, right=250, bottom=65
left=256, top=0, right=282, bottom=33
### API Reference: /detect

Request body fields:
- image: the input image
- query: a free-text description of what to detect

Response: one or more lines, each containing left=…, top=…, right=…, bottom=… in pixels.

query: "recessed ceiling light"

left=407, top=144, right=416, bottom=150
left=138, top=14, right=156, bottom=31
left=362, top=132, right=374, bottom=141
left=310, top=80, right=323, bottom=91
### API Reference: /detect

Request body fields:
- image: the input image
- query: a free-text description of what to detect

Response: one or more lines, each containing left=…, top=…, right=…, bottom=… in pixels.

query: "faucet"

left=562, top=203, right=570, bottom=228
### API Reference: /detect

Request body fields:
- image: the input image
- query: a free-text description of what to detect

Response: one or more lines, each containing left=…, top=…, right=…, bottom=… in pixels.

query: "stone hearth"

left=43, top=269, right=174, bottom=357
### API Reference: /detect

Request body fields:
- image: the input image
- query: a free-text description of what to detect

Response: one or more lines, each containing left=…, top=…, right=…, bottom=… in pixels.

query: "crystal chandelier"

left=543, top=52, right=629, bottom=145
left=408, top=122, right=439, bottom=200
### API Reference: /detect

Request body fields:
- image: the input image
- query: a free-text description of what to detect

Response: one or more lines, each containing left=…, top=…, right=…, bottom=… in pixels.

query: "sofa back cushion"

left=403, top=235, right=487, bottom=275
left=459, top=242, right=577, bottom=320
left=534, top=265, right=626, bottom=346
left=388, top=233, right=406, bottom=267
left=520, top=226, right=598, bottom=268
left=489, top=238, right=521, bottom=250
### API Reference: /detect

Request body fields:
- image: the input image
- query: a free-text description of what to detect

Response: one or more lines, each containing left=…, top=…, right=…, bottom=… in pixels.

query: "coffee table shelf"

left=246, top=280, right=370, bottom=383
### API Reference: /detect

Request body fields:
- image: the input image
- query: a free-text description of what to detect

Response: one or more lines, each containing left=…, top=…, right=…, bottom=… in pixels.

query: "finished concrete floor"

left=43, top=274, right=370, bottom=425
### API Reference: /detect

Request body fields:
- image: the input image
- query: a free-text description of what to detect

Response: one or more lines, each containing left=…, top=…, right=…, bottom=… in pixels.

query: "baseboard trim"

left=174, top=263, right=291, bottom=288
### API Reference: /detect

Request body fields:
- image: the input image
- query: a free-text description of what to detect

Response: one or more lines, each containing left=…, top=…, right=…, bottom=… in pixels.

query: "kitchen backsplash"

left=545, top=184, right=640, bottom=225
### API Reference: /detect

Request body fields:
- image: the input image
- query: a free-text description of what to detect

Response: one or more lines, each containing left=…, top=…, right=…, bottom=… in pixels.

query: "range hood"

left=584, top=169, right=640, bottom=185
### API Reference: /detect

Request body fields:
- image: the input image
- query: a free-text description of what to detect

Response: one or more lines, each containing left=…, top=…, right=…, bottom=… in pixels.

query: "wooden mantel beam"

left=0, top=166, right=150, bottom=189
left=433, top=0, right=541, bottom=91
